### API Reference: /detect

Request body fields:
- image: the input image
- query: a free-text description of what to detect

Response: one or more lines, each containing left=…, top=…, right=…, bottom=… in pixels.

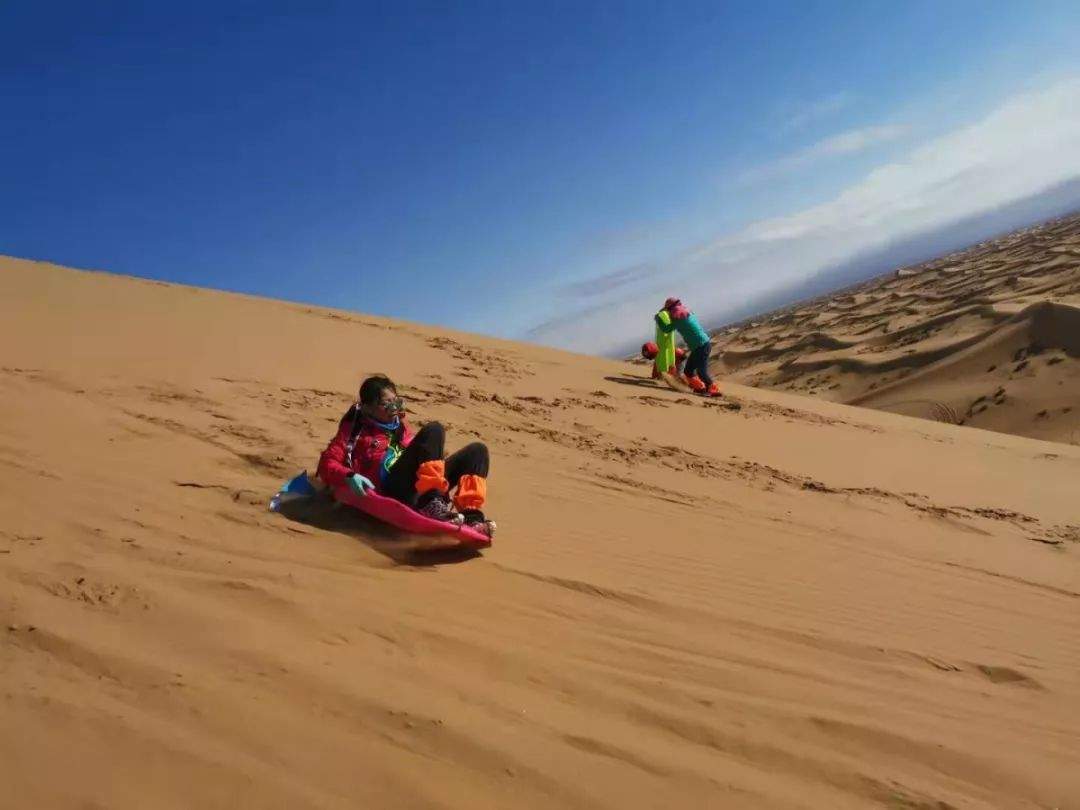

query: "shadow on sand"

left=274, top=494, right=481, bottom=566
left=603, top=374, right=666, bottom=390
left=604, top=374, right=695, bottom=395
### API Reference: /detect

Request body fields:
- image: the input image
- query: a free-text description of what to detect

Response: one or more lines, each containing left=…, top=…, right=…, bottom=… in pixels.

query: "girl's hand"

left=347, top=474, right=375, bottom=497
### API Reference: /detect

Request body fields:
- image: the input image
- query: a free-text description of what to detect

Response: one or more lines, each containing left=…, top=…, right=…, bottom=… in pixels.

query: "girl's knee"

left=461, top=442, right=490, bottom=476
left=464, top=441, right=489, bottom=462
left=416, top=422, right=446, bottom=447
left=414, top=421, right=446, bottom=457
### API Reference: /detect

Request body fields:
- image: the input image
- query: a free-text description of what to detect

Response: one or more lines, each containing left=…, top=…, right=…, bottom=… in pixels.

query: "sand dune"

left=2, top=255, right=1079, bottom=809
left=713, top=212, right=1080, bottom=444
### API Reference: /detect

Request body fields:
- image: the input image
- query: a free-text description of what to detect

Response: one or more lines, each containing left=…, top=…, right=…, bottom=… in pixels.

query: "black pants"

left=683, top=342, right=714, bottom=387
left=382, top=422, right=489, bottom=505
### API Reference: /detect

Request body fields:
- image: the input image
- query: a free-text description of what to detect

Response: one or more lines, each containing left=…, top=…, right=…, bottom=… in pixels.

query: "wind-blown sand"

left=2, top=255, right=1078, bottom=809
left=712, top=213, right=1080, bottom=444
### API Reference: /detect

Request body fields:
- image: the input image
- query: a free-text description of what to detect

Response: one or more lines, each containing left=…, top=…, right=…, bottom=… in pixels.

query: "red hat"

left=664, top=297, right=681, bottom=310
left=641, top=341, right=658, bottom=359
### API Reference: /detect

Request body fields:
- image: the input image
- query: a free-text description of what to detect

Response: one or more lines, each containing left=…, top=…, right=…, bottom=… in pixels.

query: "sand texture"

left=2, top=255, right=1078, bottom=809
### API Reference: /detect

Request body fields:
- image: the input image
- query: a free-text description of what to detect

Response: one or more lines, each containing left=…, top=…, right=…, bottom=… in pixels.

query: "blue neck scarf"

left=368, top=415, right=400, bottom=432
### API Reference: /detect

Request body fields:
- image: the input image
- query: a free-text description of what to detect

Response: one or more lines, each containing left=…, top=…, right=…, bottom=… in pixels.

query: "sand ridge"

left=709, top=212, right=1080, bottom=444
left=2, top=255, right=1079, bottom=809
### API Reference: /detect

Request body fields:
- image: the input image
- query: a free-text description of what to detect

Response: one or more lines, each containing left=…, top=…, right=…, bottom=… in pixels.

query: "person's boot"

left=706, top=382, right=721, bottom=397
left=684, top=374, right=706, bottom=392
left=416, top=490, right=462, bottom=524
left=454, top=474, right=494, bottom=537
left=415, top=460, right=461, bottom=524
left=461, top=509, right=497, bottom=538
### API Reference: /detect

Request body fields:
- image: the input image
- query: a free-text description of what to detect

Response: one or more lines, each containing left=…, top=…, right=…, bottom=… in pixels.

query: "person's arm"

left=654, top=311, right=675, bottom=333
left=317, top=428, right=354, bottom=490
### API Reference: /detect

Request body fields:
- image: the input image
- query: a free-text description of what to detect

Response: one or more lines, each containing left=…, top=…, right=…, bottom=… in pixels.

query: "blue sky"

left=3, top=1, right=1080, bottom=354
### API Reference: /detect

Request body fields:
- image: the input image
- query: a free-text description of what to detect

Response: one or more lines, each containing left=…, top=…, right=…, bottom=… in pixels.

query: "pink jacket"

left=317, top=407, right=415, bottom=491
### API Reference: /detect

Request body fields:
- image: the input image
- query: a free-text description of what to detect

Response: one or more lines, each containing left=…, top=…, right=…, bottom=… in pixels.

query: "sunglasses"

left=378, top=396, right=405, bottom=413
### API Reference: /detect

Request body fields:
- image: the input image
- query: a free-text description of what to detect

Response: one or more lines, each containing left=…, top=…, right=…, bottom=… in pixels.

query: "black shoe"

left=461, top=508, right=496, bottom=538
left=416, top=491, right=462, bottom=524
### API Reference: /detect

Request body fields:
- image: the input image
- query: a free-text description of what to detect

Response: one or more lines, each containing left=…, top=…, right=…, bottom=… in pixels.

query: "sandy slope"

left=2, top=255, right=1078, bottom=810
left=712, top=213, right=1080, bottom=444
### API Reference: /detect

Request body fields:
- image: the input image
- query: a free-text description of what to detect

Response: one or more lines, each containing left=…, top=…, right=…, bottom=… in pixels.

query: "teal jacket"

left=655, top=309, right=709, bottom=351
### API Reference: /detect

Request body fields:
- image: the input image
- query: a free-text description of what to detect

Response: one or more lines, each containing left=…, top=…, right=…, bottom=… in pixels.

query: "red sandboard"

left=333, top=486, right=492, bottom=549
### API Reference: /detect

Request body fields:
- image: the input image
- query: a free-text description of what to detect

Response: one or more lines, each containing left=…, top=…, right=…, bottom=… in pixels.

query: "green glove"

left=347, top=474, right=375, bottom=497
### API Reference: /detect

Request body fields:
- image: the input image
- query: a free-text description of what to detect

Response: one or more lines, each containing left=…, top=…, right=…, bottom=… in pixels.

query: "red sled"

left=333, top=486, right=493, bottom=549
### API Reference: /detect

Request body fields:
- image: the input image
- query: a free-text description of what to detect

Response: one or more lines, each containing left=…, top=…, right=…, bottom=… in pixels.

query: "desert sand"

left=712, top=213, right=1080, bottom=444
left=2, top=254, right=1078, bottom=809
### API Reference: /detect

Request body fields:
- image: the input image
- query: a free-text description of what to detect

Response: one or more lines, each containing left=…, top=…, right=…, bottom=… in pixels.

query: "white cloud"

left=738, top=123, right=909, bottom=185
left=780, top=92, right=852, bottom=133
left=812, top=124, right=908, bottom=156
left=526, top=76, right=1080, bottom=354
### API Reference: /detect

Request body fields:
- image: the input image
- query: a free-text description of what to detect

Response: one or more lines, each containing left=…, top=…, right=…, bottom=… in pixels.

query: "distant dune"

left=711, top=212, right=1080, bottom=444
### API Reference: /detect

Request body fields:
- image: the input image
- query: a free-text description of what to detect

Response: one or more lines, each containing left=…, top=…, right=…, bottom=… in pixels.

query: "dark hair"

left=358, top=374, right=397, bottom=406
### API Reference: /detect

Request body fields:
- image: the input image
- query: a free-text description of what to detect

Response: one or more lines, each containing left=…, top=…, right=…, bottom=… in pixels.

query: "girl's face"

left=367, top=388, right=404, bottom=422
